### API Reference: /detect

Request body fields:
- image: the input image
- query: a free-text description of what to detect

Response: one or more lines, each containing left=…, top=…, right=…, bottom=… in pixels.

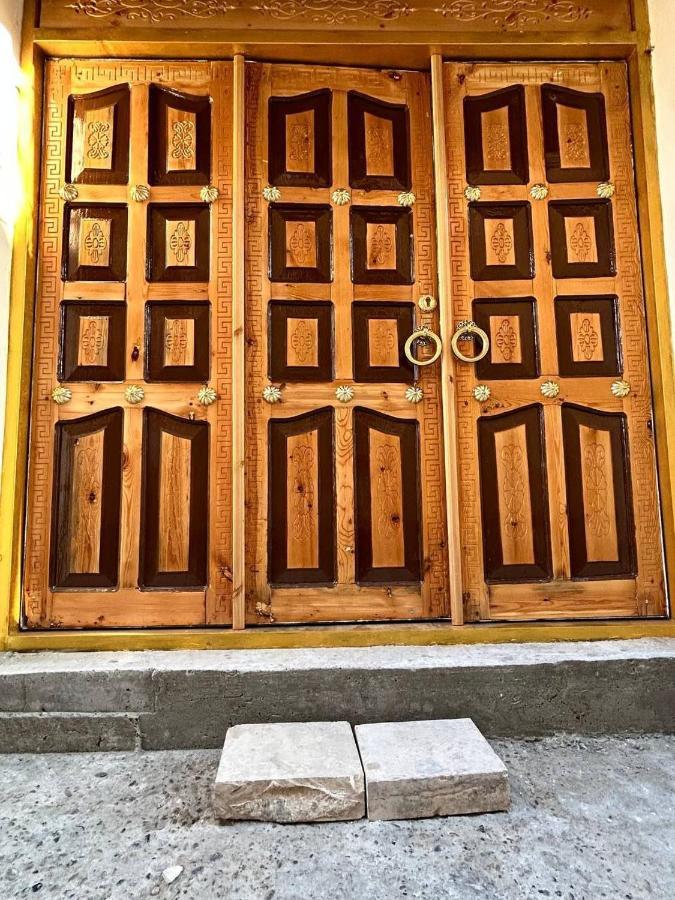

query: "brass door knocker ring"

left=450, top=321, right=490, bottom=364
left=403, top=326, right=443, bottom=367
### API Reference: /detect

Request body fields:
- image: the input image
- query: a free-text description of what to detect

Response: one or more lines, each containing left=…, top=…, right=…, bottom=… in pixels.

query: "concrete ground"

left=1, top=735, right=674, bottom=899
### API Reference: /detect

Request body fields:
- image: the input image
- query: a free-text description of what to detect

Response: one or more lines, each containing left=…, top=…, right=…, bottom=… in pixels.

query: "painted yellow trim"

left=6, top=619, right=675, bottom=652
left=1, top=0, right=673, bottom=652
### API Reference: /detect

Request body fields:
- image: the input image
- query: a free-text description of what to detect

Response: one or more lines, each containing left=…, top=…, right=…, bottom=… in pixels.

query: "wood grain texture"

left=245, top=62, right=449, bottom=623
left=445, top=61, right=666, bottom=621
left=25, top=60, right=233, bottom=629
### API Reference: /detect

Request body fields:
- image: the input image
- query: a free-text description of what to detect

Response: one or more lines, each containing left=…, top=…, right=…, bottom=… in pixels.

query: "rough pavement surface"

left=1, top=735, right=673, bottom=899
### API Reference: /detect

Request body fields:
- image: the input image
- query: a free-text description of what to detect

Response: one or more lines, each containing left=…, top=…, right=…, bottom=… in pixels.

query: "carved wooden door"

left=444, top=62, right=666, bottom=621
left=24, top=60, right=233, bottom=628
left=245, top=64, right=450, bottom=623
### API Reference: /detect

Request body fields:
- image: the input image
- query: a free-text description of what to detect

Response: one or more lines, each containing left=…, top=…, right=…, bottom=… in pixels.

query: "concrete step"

left=0, top=638, right=673, bottom=752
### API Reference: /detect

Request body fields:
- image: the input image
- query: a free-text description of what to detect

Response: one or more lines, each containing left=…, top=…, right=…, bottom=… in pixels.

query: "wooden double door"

left=23, top=58, right=666, bottom=629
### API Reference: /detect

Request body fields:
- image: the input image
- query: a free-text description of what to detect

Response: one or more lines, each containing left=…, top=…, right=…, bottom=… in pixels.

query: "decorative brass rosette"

left=51, top=385, right=72, bottom=405
left=597, top=182, right=615, bottom=199
left=331, top=188, right=351, bottom=206
left=197, top=385, right=218, bottom=406
left=335, top=385, right=355, bottom=403
left=263, top=186, right=281, bottom=202
left=473, top=384, right=491, bottom=402
left=611, top=379, right=631, bottom=398
left=200, top=185, right=219, bottom=204
left=125, top=385, right=145, bottom=404
left=405, top=385, right=424, bottom=404
left=540, top=380, right=560, bottom=399
left=464, top=185, right=481, bottom=202
left=59, top=184, right=78, bottom=202
left=131, top=184, right=150, bottom=202
left=530, top=183, right=549, bottom=200
left=397, top=191, right=416, bottom=207
left=262, top=384, right=282, bottom=404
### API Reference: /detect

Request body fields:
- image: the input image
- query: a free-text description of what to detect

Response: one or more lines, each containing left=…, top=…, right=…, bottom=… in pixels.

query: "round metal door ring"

left=450, top=321, right=490, bottom=364
left=404, top=326, right=443, bottom=367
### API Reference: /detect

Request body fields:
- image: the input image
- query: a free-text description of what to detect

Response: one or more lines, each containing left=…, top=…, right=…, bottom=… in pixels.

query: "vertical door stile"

left=332, top=88, right=356, bottom=590
left=120, top=82, right=148, bottom=593
left=430, top=54, right=464, bottom=625
left=231, top=54, right=247, bottom=630
left=526, top=82, right=571, bottom=581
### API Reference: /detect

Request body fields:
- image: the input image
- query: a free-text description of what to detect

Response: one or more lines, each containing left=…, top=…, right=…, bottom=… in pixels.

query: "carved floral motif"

left=500, top=443, right=527, bottom=540
left=253, top=0, right=414, bottom=24
left=171, top=119, right=195, bottom=160
left=584, top=442, right=611, bottom=537
left=86, top=121, right=111, bottom=159
left=570, top=221, right=592, bottom=262
left=576, top=316, right=599, bottom=360
left=369, top=224, right=393, bottom=266
left=289, top=319, right=314, bottom=363
left=84, top=222, right=108, bottom=263
left=290, top=441, right=315, bottom=541
left=485, top=123, right=508, bottom=166
left=169, top=221, right=192, bottom=264
left=495, top=318, right=517, bottom=361
left=66, top=0, right=236, bottom=22
left=434, top=1, right=591, bottom=29
left=490, top=222, right=512, bottom=264
left=80, top=318, right=107, bottom=364
left=564, top=123, right=587, bottom=162
left=288, top=123, right=311, bottom=166
left=288, top=224, right=314, bottom=266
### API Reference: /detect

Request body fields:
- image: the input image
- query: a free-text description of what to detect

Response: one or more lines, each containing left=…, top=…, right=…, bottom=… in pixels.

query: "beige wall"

left=649, top=0, right=675, bottom=351
left=0, top=0, right=23, bottom=475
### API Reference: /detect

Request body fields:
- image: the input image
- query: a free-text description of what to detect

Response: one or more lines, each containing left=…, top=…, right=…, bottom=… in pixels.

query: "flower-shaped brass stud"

left=405, top=385, right=424, bottom=404
left=131, top=185, right=150, bottom=202
left=611, top=379, right=631, bottom=398
left=398, top=191, right=416, bottom=207
left=335, top=385, right=355, bottom=403
left=125, top=385, right=145, bottom=404
left=464, top=185, right=481, bottom=202
left=51, top=385, right=72, bottom=405
left=262, top=186, right=281, bottom=202
left=59, top=184, right=78, bottom=202
left=597, top=182, right=615, bottom=199
left=197, top=385, right=217, bottom=406
left=262, top=384, right=282, bottom=404
left=331, top=188, right=351, bottom=206
left=530, top=183, right=549, bottom=201
left=473, top=384, right=491, bottom=402
left=200, top=185, right=219, bottom=204
left=540, top=380, right=560, bottom=399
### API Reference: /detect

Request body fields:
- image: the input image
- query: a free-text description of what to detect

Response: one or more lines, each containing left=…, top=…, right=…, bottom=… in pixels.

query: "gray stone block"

left=213, top=721, right=365, bottom=822
left=355, top=718, right=510, bottom=821
left=0, top=713, right=140, bottom=753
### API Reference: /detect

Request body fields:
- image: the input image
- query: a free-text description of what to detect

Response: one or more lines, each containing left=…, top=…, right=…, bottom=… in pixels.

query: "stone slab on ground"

left=355, top=718, right=509, bottom=820
left=213, top=721, right=365, bottom=822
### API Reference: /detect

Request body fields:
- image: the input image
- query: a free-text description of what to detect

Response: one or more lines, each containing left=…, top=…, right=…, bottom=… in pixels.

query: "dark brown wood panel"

left=353, top=408, right=421, bottom=584
left=473, top=298, right=539, bottom=381
left=350, top=206, right=413, bottom=285
left=269, top=203, right=333, bottom=283
left=352, top=301, right=415, bottom=383
left=269, top=89, right=332, bottom=188
left=148, top=85, right=211, bottom=186
left=464, top=84, right=529, bottom=185
left=561, top=404, right=636, bottom=579
left=555, top=295, right=621, bottom=377
left=268, top=300, right=333, bottom=383
left=145, top=301, right=210, bottom=383
left=542, top=83, right=610, bottom=183
left=146, top=203, right=210, bottom=283
left=347, top=91, right=411, bottom=191
left=268, top=408, right=336, bottom=585
left=62, top=203, right=128, bottom=282
left=139, top=408, right=209, bottom=590
left=548, top=199, right=616, bottom=279
left=468, top=201, right=534, bottom=281
left=478, top=404, right=552, bottom=583
left=59, top=300, right=127, bottom=382
left=66, top=84, right=130, bottom=185
left=49, top=408, right=124, bottom=590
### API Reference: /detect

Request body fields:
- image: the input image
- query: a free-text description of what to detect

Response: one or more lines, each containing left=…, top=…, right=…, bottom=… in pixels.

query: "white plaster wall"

left=649, top=0, right=675, bottom=350
left=0, top=0, right=23, bottom=476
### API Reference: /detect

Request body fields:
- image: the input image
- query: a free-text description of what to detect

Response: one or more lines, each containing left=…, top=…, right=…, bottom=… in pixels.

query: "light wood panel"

left=444, top=61, right=666, bottom=621
left=24, top=60, right=233, bottom=629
